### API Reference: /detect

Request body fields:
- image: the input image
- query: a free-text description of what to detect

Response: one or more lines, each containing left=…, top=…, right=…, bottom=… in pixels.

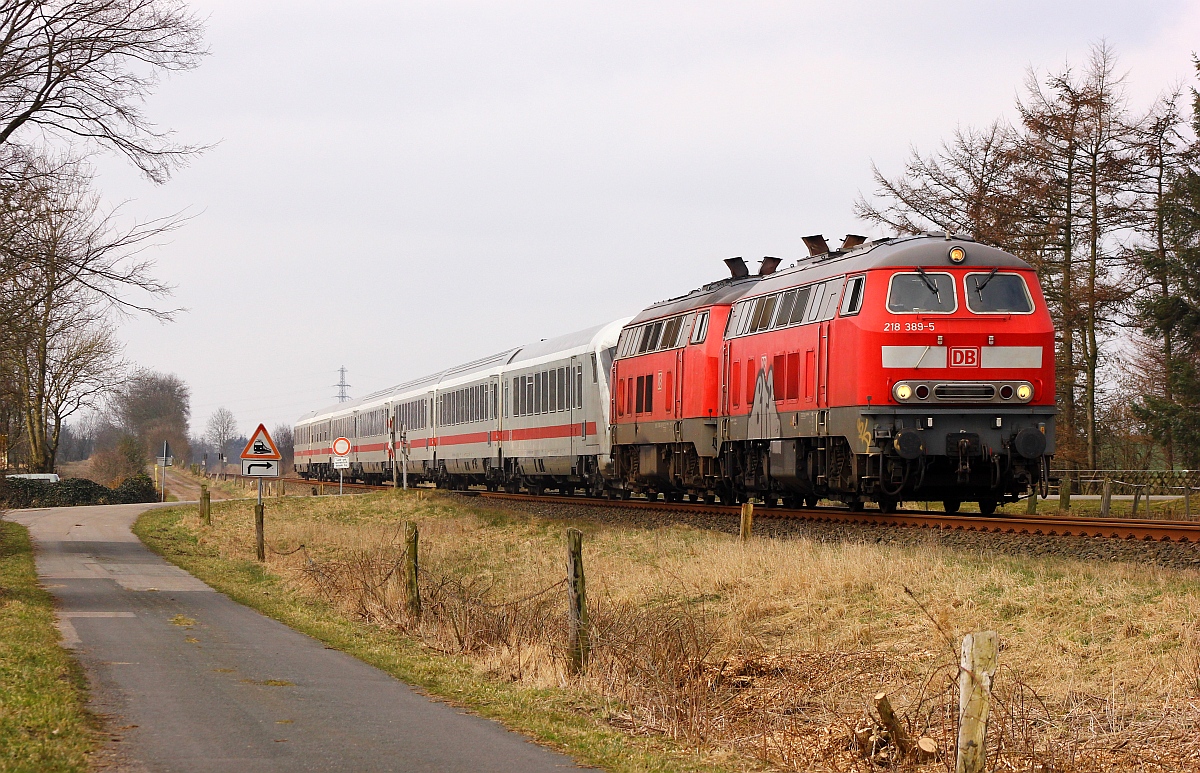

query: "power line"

left=334, top=366, right=351, bottom=403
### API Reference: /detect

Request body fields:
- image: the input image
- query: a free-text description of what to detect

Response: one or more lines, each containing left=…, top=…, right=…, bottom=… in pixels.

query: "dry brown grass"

left=178, top=489, right=1200, bottom=771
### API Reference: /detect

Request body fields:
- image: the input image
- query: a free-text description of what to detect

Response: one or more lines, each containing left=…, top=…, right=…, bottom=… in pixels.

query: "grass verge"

left=134, top=502, right=747, bottom=773
left=0, top=520, right=96, bottom=771
left=136, top=490, right=1200, bottom=771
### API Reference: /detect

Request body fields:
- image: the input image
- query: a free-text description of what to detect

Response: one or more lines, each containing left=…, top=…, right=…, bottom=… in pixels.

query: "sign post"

left=155, top=441, right=173, bottom=502
left=240, top=425, right=282, bottom=562
left=332, top=436, right=351, bottom=495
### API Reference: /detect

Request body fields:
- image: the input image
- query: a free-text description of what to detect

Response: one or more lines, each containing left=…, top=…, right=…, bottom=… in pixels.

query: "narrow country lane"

left=6, top=503, right=587, bottom=772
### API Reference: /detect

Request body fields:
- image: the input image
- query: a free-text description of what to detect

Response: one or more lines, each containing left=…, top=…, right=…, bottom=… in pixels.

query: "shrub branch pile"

left=0, top=474, right=157, bottom=509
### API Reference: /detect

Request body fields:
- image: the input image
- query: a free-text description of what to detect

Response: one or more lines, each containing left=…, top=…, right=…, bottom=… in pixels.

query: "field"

left=137, top=489, right=1200, bottom=771
left=0, top=521, right=97, bottom=771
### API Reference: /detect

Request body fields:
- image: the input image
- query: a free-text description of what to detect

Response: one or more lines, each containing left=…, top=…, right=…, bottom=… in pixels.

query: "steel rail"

left=473, top=492, right=1200, bottom=543
left=223, top=475, right=1200, bottom=543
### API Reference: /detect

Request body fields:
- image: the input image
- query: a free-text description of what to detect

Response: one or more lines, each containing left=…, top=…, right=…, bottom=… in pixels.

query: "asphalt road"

left=8, top=503, right=586, bottom=772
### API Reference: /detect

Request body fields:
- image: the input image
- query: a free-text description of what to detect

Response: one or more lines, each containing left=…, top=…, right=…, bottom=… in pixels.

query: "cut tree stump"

left=873, top=692, right=911, bottom=754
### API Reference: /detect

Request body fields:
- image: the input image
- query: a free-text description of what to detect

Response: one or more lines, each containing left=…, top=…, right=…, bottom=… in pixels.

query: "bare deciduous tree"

left=108, top=369, right=190, bottom=463
left=204, top=407, right=237, bottom=467
left=271, top=423, right=293, bottom=471
left=0, top=0, right=207, bottom=182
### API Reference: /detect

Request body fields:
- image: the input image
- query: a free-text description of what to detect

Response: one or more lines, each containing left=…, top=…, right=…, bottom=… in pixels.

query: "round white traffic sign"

left=332, top=436, right=351, bottom=456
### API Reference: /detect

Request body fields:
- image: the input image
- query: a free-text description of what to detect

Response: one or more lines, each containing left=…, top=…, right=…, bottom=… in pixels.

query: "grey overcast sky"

left=94, top=0, right=1200, bottom=438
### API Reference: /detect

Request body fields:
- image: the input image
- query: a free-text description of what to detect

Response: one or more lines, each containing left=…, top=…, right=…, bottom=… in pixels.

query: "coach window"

left=841, top=276, right=865, bottom=316
left=643, top=374, right=654, bottom=413
left=576, top=365, right=584, bottom=408
left=690, top=311, right=709, bottom=344
left=635, top=375, right=645, bottom=413
left=888, top=271, right=956, bottom=313
left=964, top=272, right=1033, bottom=314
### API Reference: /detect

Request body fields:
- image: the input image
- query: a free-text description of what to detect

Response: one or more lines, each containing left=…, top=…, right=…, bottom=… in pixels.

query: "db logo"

left=950, top=347, right=980, bottom=367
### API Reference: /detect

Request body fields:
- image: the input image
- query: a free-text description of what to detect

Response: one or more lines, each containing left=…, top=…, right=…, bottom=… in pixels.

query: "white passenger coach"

left=294, top=319, right=629, bottom=493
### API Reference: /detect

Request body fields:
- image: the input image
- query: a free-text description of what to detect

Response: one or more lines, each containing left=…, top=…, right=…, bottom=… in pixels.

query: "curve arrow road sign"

left=241, top=459, right=280, bottom=477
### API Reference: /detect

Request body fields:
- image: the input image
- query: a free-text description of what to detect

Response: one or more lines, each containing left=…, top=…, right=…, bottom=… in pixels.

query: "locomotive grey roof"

left=630, top=234, right=1031, bottom=324
left=628, top=274, right=765, bottom=324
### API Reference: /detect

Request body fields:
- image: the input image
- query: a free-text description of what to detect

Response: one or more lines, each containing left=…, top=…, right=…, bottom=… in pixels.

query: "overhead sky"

left=93, top=0, right=1200, bottom=439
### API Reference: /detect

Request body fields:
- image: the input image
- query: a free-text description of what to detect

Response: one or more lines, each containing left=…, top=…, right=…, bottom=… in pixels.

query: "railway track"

left=228, top=475, right=1200, bottom=544
left=474, top=492, right=1200, bottom=543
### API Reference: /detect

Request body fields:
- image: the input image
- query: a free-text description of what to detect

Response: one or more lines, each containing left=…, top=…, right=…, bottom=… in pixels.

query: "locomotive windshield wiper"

left=974, top=267, right=1000, bottom=300
left=915, top=266, right=941, bottom=301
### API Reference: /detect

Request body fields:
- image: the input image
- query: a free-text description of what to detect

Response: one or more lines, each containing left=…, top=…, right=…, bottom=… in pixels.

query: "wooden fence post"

left=1058, top=475, right=1071, bottom=511
left=1025, top=490, right=1037, bottom=515
left=1186, top=481, right=1192, bottom=520
left=956, top=630, right=998, bottom=773
left=403, top=521, right=420, bottom=620
left=566, top=527, right=589, bottom=674
left=1100, top=477, right=1111, bottom=518
left=740, top=502, right=754, bottom=541
left=200, top=484, right=211, bottom=526
left=1132, top=487, right=1141, bottom=517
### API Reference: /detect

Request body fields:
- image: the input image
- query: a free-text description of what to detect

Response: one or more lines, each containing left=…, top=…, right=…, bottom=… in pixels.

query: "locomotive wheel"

left=978, top=499, right=998, bottom=516
left=530, top=484, right=544, bottom=497
left=848, top=501, right=865, bottom=512
left=943, top=499, right=961, bottom=514
left=878, top=498, right=898, bottom=514
left=620, top=489, right=632, bottom=500
left=805, top=496, right=819, bottom=508
left=703, top=493, right=715, bottom=504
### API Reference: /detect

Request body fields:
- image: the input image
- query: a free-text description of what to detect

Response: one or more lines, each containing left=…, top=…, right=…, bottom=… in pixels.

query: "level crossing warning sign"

left=240, top=424, right=282, bottom=477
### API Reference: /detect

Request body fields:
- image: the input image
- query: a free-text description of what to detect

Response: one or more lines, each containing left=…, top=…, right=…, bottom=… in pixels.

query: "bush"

left=0, top=474, right=159, bottom=509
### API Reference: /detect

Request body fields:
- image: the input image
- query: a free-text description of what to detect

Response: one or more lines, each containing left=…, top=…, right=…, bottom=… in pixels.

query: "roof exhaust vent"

left=758, top=256, right=781, bottom=276
left=802, top=234, right=830, bottom=257
left=841, top=234, right=867, bottom=250
left=724, top=257, right=749, bottom=278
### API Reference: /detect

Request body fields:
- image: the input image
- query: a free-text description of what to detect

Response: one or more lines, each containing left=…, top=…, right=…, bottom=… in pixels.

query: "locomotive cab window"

left=964, top=272, right=1034, bottom=314
left=840, top=276, right=865, bottom=316
left=887, top=271, right=957, bottom=313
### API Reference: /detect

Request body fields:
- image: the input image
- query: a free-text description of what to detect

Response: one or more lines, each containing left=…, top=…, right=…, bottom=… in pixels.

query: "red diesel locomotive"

left=610, top=233, right=1054, bottom=513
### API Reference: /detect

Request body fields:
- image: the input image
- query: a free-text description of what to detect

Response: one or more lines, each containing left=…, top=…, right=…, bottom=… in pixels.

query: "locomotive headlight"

left=1016, top=384, right=1033, bottom=401
left=948, top=246, right=967, bottom=264
left=894, top=383, right=913, bottom=401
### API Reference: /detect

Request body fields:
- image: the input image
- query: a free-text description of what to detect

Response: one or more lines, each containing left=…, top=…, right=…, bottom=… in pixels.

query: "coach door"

left=488, top=375, right=500, bottom=460
left=570, top=355, right=583, bottom=458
